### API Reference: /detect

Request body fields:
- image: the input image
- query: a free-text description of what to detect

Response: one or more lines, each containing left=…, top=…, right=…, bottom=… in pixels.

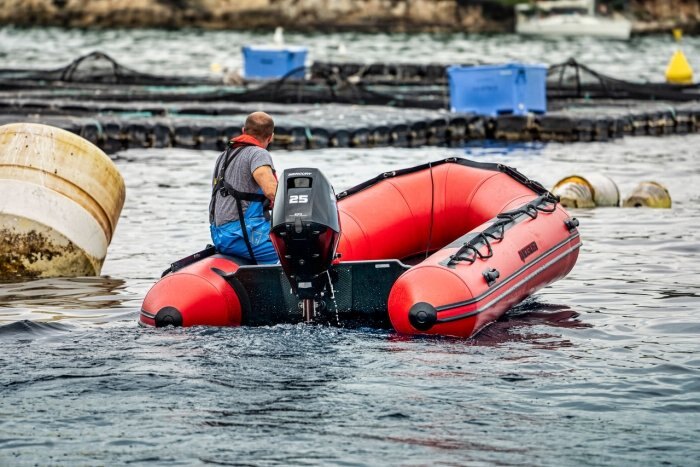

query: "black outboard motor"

left=270, top=168, right=340, bottom=319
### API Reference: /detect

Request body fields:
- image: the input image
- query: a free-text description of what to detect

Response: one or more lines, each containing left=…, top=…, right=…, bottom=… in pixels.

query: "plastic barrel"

left=0, top=123, right=125, bottom=280
left=551, top=174, right=620, bottom=208
left=622, top=182, right=672, bottom=208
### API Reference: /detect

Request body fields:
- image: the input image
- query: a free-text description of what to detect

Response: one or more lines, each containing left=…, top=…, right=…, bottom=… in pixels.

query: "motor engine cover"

left=270, top=168, right=340, bottom=299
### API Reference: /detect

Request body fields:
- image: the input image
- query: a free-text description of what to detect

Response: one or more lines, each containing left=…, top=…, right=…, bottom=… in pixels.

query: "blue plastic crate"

left=447, top=63, right=547, bottom=116
left=242, top=45, right=308, bottom=80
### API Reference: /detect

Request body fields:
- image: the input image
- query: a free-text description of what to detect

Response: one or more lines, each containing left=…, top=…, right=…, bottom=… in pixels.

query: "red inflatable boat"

left=141, top=158, right=581, bottom=338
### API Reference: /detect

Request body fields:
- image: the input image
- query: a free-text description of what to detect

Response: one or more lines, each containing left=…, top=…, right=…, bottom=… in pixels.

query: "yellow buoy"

left=666, top=29, right=694, bottom=84
left=0, top=123, right=126, bottom=281
left=551, top=174, right=620, bottom=209
left=666, top=50, right=694, bottom=84
left=622, top=182, right=672, bottom=208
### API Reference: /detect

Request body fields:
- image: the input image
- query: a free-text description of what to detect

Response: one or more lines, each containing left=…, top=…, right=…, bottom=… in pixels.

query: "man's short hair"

left=244, top=112, right=274, bottom=140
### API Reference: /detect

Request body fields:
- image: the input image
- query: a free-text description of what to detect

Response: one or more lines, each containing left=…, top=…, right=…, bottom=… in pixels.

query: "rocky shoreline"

left=0, top=0, right=697, bottom=34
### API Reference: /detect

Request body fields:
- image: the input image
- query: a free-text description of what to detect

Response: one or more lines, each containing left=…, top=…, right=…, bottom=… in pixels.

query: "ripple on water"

left=0, top=27, right=698, bottom=80
left=1, top=114, right=700, bottom=462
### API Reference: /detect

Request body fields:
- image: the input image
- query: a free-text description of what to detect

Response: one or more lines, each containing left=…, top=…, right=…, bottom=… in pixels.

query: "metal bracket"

left=483, top=268, right=500, bottom=286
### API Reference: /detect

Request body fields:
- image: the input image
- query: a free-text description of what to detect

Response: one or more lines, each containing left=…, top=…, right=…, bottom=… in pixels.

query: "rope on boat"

left=446, top=193, right=559, bottom=268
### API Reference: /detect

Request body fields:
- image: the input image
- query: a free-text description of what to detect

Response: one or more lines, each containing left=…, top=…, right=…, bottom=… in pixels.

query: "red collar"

left=230, top=134, right=267, bottom=148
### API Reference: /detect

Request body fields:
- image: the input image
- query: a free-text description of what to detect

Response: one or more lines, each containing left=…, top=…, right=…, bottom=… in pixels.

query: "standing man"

left=209, top=111, right=278, bottom=264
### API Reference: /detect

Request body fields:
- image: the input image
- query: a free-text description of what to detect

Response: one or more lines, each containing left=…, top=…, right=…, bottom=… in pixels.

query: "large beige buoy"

left=551, top=174, right=620, bottom=208
left=0, top=123, right=125, bottom=280
left=622, top=181, right=672, bottom=208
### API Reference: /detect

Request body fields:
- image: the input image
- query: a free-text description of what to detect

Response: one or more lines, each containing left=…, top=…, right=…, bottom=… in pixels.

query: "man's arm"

left=252, top=165, right=278, bottom=203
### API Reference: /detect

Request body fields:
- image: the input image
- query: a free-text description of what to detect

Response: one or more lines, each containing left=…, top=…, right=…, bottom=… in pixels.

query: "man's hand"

left=252, top=165, right=278, bottom=204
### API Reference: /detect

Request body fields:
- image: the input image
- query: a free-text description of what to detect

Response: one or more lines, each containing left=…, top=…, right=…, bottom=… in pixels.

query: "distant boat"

left=515, top=0, right=632, bottom=40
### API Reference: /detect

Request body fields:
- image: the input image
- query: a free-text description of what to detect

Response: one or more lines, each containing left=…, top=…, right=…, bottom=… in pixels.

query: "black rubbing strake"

left=155, top=306, right=183, bottom=327
left=408, top=302, right=438, bottom=331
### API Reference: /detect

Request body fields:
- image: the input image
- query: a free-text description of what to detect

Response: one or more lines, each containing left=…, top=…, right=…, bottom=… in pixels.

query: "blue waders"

left=210, top=191, right=278, bottom=264
left=209, top=145, right=278, bottom=265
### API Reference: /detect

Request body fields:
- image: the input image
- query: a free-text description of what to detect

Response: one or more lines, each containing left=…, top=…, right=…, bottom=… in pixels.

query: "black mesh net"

left=310, top=61, right=454, bottom=84
left=0, top=51, right=213, bottom=86
left=0, top=52, right=448, bottom=107
left=0, top=53, right=698, bottom=110
left=547, top=58, right=700, bottom=102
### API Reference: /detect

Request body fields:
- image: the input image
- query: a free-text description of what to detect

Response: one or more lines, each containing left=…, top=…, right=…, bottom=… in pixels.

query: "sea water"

left=1, top=27, right=699, bottom=465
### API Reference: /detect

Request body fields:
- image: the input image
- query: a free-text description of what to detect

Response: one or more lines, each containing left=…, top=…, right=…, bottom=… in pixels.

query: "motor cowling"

left=270, top=168, right=340, bottom=299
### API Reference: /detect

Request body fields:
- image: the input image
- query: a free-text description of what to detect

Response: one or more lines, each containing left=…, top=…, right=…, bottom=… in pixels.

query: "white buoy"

left=274, top=26, right=284, bottom=45
left=0, top=123, right=125, bottom=280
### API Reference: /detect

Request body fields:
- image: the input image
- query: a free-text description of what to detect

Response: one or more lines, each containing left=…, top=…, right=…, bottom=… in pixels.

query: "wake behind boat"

left=140, top=158, right=581, bottom=338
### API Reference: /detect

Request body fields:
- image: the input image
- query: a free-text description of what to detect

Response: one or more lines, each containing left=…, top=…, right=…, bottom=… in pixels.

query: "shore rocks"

left=0, top=0, right=697, bottom=33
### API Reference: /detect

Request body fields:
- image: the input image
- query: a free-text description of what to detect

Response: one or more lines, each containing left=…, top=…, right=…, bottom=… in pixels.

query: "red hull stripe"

left=436, top=233, right=581, bottom=322
left=438, top=242, right=581, bottom=324
left=140, top=309, right=156, bottom=319
left=139, top=315, right=155, bottom=326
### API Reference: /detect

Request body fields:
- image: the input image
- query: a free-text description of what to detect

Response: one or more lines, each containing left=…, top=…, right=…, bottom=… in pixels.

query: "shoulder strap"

left=212, top=146, right=245, bottom=196
left=210, top=144, right=270, bottom=265
left=212, top=145, right=269, bottom=203
left=210, top=146, right=245, bottom=224
left=233, top=196, right=258, bottom=264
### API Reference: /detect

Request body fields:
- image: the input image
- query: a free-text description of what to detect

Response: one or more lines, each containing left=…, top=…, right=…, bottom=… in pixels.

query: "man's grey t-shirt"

left=210, top=145, right=274, bottom=226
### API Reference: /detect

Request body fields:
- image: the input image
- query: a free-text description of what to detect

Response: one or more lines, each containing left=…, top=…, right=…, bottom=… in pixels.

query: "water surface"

left=2, top=136, right=699, bottom=465
left=1, top=27, right=700, bottom=466
left=0, top=27, right=697, bottom=82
